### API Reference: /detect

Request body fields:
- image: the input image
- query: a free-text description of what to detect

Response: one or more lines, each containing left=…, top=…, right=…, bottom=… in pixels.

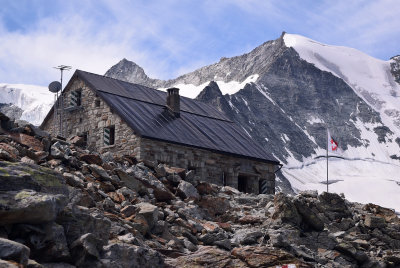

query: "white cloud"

left=0, top=0, right=398, bottom=87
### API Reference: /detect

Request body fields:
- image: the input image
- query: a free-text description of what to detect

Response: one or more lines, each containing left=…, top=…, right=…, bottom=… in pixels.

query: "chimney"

left=166, top=87, right=180, bottom=117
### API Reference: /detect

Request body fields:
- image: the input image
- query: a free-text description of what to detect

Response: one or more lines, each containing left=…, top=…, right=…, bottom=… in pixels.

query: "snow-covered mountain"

left=0, top=84, right=53, bottom=125
left=106, top=33, right=400, bottom=213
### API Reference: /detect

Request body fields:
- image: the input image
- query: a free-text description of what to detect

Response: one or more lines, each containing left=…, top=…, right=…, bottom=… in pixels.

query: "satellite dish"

left=48, top=81, right=62, bottom=93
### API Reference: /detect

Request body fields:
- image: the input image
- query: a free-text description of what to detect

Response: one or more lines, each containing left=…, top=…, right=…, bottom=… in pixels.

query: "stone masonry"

left=41, top=77, right=276, bottom=194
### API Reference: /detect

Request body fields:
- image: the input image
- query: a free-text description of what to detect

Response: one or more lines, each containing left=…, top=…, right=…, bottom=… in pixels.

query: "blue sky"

left=0, top=0, right=399, bottom=86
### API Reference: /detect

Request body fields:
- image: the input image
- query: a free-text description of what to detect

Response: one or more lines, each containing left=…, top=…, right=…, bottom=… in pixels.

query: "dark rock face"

left=390, top=55, right=400, bottom=84
left=105, top=34, right=390, bottom=195
left=0, top=104, right=23, bottom=121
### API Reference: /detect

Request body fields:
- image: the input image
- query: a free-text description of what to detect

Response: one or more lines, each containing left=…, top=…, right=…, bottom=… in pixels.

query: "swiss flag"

left=327, top=129, right=338, bottom=152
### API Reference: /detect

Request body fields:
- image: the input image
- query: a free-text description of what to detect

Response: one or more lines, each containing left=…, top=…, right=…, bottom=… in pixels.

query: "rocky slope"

left=105, top=33, right=400, bottom=212
left=1, top=113, right=400, bottom=267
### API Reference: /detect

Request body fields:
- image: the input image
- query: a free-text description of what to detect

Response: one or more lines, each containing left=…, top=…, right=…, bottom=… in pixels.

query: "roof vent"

left=166, top=87, right=180, bottom=117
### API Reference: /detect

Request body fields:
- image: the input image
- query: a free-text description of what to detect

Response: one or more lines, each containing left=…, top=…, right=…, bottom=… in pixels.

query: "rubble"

left=0, top=112, right=399, bottom=267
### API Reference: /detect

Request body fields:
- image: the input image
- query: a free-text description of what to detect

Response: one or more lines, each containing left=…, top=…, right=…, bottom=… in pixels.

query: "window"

left=83, top=131, right=88, bottom=144
left=104, top=126, right=115, bottom=146
left=70, top=90, right=82, bottom=107
left=95, top=99, right=101, bottom=107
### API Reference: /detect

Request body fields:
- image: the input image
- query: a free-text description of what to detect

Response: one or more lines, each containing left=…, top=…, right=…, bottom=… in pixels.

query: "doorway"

left=238, top=175, right=248, bottom=193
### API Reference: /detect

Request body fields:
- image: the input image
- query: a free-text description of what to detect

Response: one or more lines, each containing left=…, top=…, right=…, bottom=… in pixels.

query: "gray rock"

left=0, top=161, right=68, bottom=195
left=119, top=169, right=175, bottom=201
left=135, top=202, right=159, bottom=229
left=0, top=190, right=67, bottom=225
left=70, top=233, right=102, bottom=267
left=293, top=198, right=324, bottom=231
left=101, top=242, right=164, bottom=268
left=120, top=205, right=138, bottom=218
left=231, top=228, right=264, bottom=245
left=214, top=239, right=232, bottom=250
left=56, top=207, right=111, bottom=247
left=88, top=164, right=111, bottom=181
left=154, top=164, right=166, bottom=178
left=0, top=238, right=30, bottom=267
left=0, top=259, right=19, bottom=267
left=177, top=180, right=199, bottom=200
left=19, top=222, right=70, bottom=262
left=114, top=169, right=148, bottom=195
left=364, top=214, right=386, bottom=228
left=199, top=231, right=228, bottom=245
left=272, top=193, right=301, bottom=226
left=50, top=142, right=71, bottom=159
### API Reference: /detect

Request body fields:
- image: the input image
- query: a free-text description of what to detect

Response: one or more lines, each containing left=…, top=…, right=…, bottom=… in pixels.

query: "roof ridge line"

left=76, top=69, right=227, bottom=112
left=99, top=90, right=233, bottom=123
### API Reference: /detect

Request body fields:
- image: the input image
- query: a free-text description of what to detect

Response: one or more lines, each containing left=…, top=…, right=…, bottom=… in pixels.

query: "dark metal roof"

left=76, top=70, right=230, bottom=121
left=63, top=70, right=278, bottom=164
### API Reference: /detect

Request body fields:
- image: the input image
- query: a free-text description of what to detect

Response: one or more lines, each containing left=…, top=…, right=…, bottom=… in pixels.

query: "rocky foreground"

left=0, top=113, right=400, bottom=268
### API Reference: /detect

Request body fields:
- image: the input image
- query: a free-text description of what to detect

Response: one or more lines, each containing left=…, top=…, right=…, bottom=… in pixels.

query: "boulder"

left=165, top=246, right=247, bottom=267
left=121, top=205, right=139, bottom=218
left=0, top=238, right=30, bottom=267
left=50, top=142, right=71, bottom=159
left=88, top=164, right=111, bottom=181
left=197, top=196, right=230, bottom=218
left=101, top=242, right=164, bottom=268
left=114, top=169, right=148, bottom=195
left=0, top=190, right=67, bottom=225
left=0, top=143, right=19, bottom=160
left=12, top=222, right=70, bottom=263
left=231, top=246, right=313, bottom=268
left=318, top=192, right=351, bottom=220
left=364, top=214, right=386, bottom=228
left=154, top=164, right=166, bottom=178
left=164, top=166, right=186, bottom=178
left=0, top=161, right=68, bottom=195
left=272, top=193, right=302, bottom=226
left=0, top=259, right=19, bottom=267
left=70, top=233, right=103, bottom=267
left=177, top=180, right=199, bottom=200
left=293, top=198, right=324, bottom=231
left=79, top=154, right=102, bottom=166
left=56, top=207, right=111, bottom=247
left=69, top=136, right=85, bottom=147
left=196, top=182, right=218, bottom=195
left=199, top=231, right=229, bottom=246
left=135, top=202, right=159, bottom=229
left=231, top=228, right=264, bottom=245
left=117, top=169, right=175, bottom=201
left=9, top=133, right=44, bottom=151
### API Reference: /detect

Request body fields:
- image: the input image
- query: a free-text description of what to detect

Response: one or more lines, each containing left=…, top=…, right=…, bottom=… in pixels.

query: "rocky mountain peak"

left=196, top=81, right=234, bottom=119
left=390, top=55, right=400, bottom=84
left=106, top=33, right=289, bottom=89
left=105, top=58, right=161, bottom=86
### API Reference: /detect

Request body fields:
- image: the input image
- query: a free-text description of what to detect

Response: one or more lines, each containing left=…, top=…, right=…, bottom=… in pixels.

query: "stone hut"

left=41, top=70, right=280, bottom=194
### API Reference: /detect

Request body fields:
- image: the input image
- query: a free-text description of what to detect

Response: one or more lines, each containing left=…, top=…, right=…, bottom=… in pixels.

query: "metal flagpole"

left=326, top=129, right=329, bottom=193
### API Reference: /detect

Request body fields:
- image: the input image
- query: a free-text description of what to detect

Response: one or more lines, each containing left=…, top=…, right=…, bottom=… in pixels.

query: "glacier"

left=0, top=83, right=53, bottom=126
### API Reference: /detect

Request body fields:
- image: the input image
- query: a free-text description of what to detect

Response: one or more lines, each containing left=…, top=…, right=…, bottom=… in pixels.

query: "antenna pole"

left=53, top=65, right=71, bottom=137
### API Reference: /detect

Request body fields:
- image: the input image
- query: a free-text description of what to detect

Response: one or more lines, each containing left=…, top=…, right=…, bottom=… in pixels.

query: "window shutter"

left=104, top=127, right=110, bottom=145
left=70, top=90, right=79, bottom=106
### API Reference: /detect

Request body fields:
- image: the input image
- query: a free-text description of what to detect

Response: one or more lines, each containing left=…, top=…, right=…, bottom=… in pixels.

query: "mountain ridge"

left=105, top=33, right=400, bottom=211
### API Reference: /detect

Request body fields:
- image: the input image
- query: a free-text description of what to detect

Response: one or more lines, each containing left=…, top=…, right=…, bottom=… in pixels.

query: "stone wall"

left=42, top=78, right=140, bottom=156
left=140, top=138, right=275, bottom=194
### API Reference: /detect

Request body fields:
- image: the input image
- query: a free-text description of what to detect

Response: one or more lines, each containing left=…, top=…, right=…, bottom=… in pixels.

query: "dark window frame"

left=104, top=126, right=115, bottom=146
